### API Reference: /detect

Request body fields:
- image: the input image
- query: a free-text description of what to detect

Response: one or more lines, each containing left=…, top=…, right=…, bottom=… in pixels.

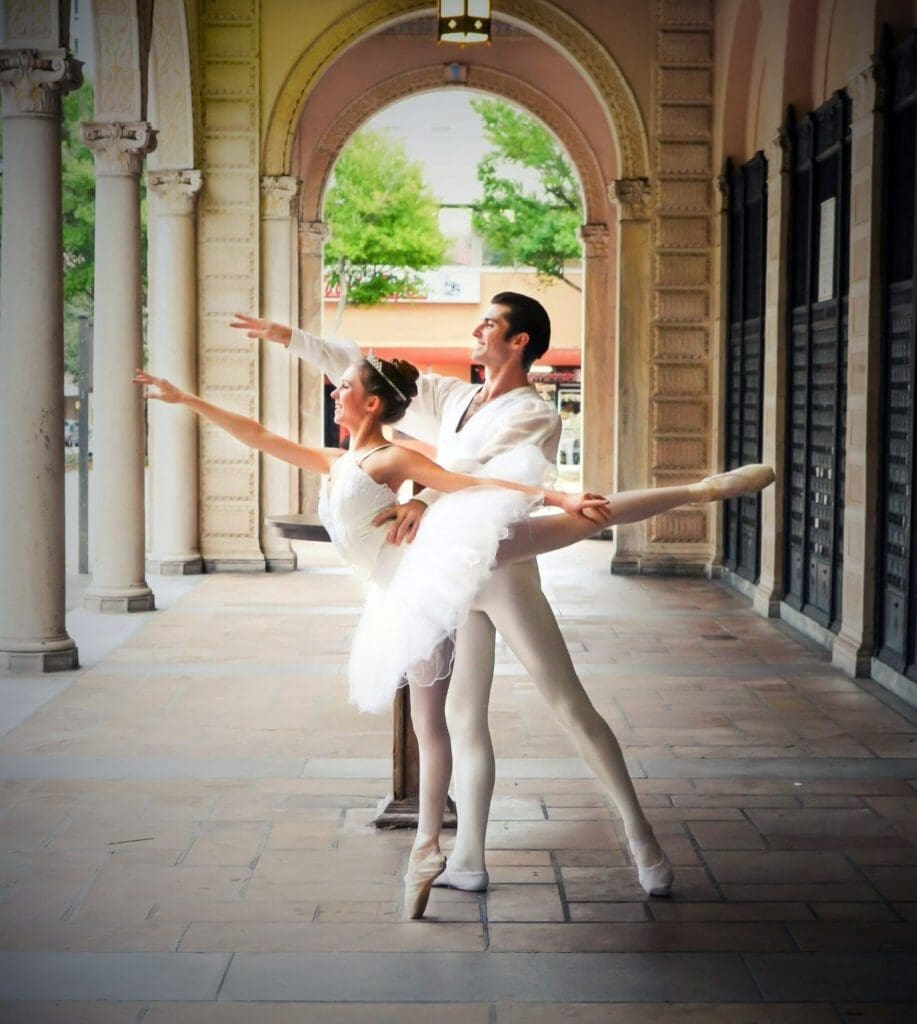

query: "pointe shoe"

left=403, top=849, right=446, bottom=920
left=628, top=836, right=674, bottom=897
left=431, top=866, right=489, bottom=891
left=692, top=463, right=775, bottom=503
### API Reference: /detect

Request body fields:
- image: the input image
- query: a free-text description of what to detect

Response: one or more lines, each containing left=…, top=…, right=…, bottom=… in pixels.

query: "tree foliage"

left=471, top=98, right=583, bottom=291
left=324, top=129, right=447, bottom=330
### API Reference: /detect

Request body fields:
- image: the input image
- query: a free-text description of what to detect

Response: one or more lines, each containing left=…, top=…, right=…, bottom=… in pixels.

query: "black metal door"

left=878, top=33, right=917, bottom=678
left=724, top=153, right=767, bottom=581
left=785, top=94, right=851, bottom=631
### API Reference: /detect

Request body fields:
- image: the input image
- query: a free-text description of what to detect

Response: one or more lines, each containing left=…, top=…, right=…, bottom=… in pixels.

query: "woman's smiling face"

left=330, top=365, right=372, bottom=429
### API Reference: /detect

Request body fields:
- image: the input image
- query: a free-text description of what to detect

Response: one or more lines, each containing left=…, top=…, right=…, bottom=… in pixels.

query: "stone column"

left=833, top=58, right=886, bottom=676
left=608, top=178, right=652, bottom=573
left=82, top=121, right=157, bottom=612
left=753, top=128, right=791, bottom=618
left=0, top=48, right=82, bottom=671
left=146, top=169, right=203, bottom=575
left=579, top=223, right=613, bottom=496
left=260, top=176, right=301, bottom=570
left=298, top=219, right=331, bottom=515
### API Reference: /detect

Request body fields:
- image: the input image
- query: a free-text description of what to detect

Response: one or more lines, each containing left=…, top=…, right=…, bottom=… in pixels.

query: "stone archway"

left=292, top=64, right=615, bottom=500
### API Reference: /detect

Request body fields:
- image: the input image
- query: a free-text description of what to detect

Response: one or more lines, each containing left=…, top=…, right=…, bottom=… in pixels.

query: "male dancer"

left=232, top=294, right=671, bottom=892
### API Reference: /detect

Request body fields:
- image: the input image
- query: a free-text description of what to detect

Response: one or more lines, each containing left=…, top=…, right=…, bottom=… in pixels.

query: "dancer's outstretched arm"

left=381, top=446, right=607, bottom=519
left=134, top=372, right=341, bottom=474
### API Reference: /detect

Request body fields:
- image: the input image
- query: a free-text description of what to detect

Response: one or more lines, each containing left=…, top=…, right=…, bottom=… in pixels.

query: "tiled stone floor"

left=1, top=539, right=916, bottom=1021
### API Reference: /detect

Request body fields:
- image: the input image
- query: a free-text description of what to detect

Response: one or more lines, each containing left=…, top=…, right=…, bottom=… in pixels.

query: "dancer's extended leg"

left=496, top=465, right=775, bottom=566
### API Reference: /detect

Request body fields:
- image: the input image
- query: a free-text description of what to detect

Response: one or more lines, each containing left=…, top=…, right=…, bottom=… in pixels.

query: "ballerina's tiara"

left=366, top=350, right=408, bottom=401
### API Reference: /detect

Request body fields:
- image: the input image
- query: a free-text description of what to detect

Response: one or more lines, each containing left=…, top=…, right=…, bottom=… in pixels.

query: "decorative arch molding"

left=264, top=0, right=649, bottom=180
left=148, top=0, right=194, bottom=170
left=298, top=65, right=607, bottom=224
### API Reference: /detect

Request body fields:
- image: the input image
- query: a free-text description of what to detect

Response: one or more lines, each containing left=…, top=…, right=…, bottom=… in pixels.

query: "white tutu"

left=347, top=445, right=555, bottom=713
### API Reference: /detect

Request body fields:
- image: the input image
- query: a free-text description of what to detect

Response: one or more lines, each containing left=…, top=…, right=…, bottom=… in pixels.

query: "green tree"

left=471, top=98, right=583, bottom=291
left=324, top=129, right=447, bottom=333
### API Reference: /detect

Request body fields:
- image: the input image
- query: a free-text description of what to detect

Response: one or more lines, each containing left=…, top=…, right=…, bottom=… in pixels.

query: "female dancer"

left=134, top=357, right=774, bottom=918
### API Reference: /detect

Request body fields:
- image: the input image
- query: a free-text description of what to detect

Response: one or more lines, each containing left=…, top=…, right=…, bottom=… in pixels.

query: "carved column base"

left=147, top=556, right=203, bottom=576
left=832, top=631, right=873, bottom=678
left=84, top=586, right=155, bottom=614
left=202, top=557, right=266, bottom=574
left=266, top=554, right=297, bottom=573
left=373, top=795, right=457, bottom=830
left=0, top=639, right=79, bottom=674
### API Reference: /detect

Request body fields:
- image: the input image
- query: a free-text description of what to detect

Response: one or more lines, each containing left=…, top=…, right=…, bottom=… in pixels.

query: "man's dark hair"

left=491, top=291, right=551, bottom=370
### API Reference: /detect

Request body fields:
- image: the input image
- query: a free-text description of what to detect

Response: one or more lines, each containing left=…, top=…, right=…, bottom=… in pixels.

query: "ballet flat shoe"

left=693, top=463, right=775, bottom=503
left=629, top=836, right=674, bottom=897
left=403, top=850, right=447, bottom=920
left=431, top=866, right=489, bottom=891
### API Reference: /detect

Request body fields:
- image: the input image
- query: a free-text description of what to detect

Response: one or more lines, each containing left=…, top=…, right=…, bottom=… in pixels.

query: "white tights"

left=407, top=479, right=702, bottom=865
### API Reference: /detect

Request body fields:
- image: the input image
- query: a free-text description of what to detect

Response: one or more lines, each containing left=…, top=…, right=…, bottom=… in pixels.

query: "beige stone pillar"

left=0, top=48, right=81, bottom=671
left=298, top=220, right=331, bottom=515
left=147, top=169, right=203, bottom=575
left=260, top=176, right=301, bottom=570
left=608, top=178, right=652, bottom=573
left=82, top=121, right=157, bottom=612
left=580, top=223, right=613, bottom=496
left=753, top=128, right=791, bottom=618
left=833, top=58, right=886, bottom=676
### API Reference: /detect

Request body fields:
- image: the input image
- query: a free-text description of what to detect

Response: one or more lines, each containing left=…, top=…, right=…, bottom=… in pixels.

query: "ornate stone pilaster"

left=0, top=47, right=82, bottom=671
left=578, top=224, right=614, bottom=504
left=753, top=126, right=792, bottom=619
left=83, top=121, right=158, bottom=612
left=298, top=220, right=332, bottom=515
left=147, top=170, right=204, bottom=575
left=833, top=56, right=887, bottom=677
left=260, top=175, right=302, bottom=570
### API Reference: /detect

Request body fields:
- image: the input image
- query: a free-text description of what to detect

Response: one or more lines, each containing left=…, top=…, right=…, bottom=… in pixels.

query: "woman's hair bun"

left=390, top=358, right=420, bottom=394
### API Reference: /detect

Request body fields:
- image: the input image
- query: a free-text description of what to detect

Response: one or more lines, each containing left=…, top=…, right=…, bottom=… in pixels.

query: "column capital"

left=81, top=121, right=157, bottom=176
left=148, top=169, right=202, bottom=216
left=261, top=175, right=301, bottom=220
left=847, top=54, right=887, bottom=121
left=579, top=222, right=610, bottom=259
left=766, top=126, right=791, bottom=175
left=0, top=48, right=82, bottom=116
left=608, top=177, right=651, bottom=221
left=299, top=219, right=331, bottom=256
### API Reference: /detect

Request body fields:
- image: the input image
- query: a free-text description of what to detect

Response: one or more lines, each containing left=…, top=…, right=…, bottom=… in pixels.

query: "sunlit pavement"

left=1, top=537, right=916, bottom=1020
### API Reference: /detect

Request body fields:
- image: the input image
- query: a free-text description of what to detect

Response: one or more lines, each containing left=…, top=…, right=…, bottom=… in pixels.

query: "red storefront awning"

left=369, top=345, right=581, bottom=368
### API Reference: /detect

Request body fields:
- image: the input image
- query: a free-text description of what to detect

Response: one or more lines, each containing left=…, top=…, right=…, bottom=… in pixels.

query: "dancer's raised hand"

left=230, top=312, right=292, bottom=348
left=133, top=371, right=185, bottom=404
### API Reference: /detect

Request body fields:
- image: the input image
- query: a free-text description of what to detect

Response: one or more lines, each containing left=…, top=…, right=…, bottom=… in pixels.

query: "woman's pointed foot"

left=403, top=848, right=447, bottom=920
left=691, top=464, right=775, bottom=504
left=431, top=866, right=489, bottom=891
left=628, top=835, right=674, bottom=897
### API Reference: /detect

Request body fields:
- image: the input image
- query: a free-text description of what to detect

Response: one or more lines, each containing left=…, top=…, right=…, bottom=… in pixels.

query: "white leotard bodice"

left=317, top=446, right=396, bottom=580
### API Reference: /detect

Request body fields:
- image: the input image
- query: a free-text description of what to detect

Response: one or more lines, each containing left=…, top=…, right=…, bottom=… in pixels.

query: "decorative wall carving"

left=848, top=54, right=886, bottom=121
left=0, top=49, right=82, bottom=115
left=94, top=0, right=143, bottom=122
left=3, top=0, right=53, bottom=42
left=608, top=178, right=651, bottom=221
left=82, top=121, right=157, bottom=175
left=264, top=0, right=649, bottom=180
left=149, top=0, right=195, bottom=170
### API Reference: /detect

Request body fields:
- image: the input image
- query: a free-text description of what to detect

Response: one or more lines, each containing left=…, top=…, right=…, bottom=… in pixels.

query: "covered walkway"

left=0, top=540, right=915, bottom=1019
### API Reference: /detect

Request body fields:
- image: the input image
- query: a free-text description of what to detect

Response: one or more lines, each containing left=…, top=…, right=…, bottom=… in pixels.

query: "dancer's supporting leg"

left=402, top=679, right=450, bottom=918
left=441, top=608, right=499, bottom=890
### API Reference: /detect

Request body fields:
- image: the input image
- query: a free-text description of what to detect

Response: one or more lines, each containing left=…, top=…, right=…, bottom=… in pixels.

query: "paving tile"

left=0, top=1004, right=142, bottom=1023
left=856, top=865, right=917, bottom=901
left=561, top=866, right=719, bottom=902
left=144, top=1005, right=491, bottom=1023
left=703, top=851, right=860, bottom=884
left=567, top=903, right=649, bottom=922
left=836, top=1004, right=917, bottom=1023
left=687, top=821, right=767, bottom=850
left=650, top=902, right=813, bottom=923
left=744, top=952, right=917, bottom=1000
left=488, top=921, right=793, bottom=952
left=788, top=922, right=917, bottom=951
left=485, top=885, right=564, bottom=922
